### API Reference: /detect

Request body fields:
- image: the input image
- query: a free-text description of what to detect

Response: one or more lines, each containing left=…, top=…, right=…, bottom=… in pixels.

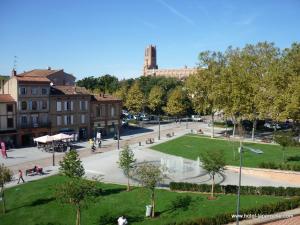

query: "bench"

left=166, top=133, right=172, bottom=138
left=197, top=129, right=204, bottom=134
left=146, top=138, right=154, bottom=144
left=26, top=167, right=43, bottom=176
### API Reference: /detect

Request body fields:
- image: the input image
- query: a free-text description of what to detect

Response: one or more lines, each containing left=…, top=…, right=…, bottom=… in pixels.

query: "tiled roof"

left=15, top=76, right=50, bottom=82
left=92, top=94, right=121, bottom=102
left=0, top=94, right=15, bottom=103
left=51, top=86, right=90, bottom=95
left=18, top=69, right=60, bottom=77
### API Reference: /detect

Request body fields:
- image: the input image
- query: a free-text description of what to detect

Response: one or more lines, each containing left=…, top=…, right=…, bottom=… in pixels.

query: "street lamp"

left=236, top=142, right=263, bottom=225
left=117, top=125, right=120, bottom=150
left=158, top=116, right=161, bottom=140
left=186, top=117, right=188, bottom=129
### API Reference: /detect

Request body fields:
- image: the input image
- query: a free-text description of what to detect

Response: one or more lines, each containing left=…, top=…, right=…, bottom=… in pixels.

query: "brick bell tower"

left=143, top=45, right=158, bottom=75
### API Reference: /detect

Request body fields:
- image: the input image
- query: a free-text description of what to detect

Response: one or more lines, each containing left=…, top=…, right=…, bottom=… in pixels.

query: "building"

left=90, top=93, right=122, bottom=137
left=3, top=70, right=51, bottom=146
left=142, top=45, right=198, bottom=79
left=50, top=85, right=91, bottom=140
left=0, top=68, right=123, bottom=146
left=0, top=94, right=17, bottom=147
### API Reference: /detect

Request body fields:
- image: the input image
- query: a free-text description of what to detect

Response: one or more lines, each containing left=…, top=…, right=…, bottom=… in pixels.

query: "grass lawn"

left=151, top=135, right=300, bottom=168
left=0, top=175, right=288, bottom=225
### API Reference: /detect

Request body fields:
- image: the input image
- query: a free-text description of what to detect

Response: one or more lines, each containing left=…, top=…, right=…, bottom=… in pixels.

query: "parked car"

left=264, top=122, right=281, bottom=129
left=191, top=115, right=203, bottom=122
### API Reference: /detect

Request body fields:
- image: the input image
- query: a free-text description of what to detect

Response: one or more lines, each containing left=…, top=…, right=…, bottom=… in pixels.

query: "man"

left=117, top=216, right=128, bottom=225
left=17, top=170, right=25, bottom=184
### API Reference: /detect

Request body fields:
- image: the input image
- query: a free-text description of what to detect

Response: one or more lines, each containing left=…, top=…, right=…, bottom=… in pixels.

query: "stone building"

left=90, top=93, right=122, bottom=137
left=49, top=85, right=91, bottom=140
left=0, top=94, right=17, bottom=147
left=143, top=45, right=198, bottom=79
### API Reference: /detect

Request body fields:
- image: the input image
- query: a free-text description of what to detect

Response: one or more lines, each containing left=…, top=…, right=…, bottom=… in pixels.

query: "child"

left=17, top=170, right=25, bottom=184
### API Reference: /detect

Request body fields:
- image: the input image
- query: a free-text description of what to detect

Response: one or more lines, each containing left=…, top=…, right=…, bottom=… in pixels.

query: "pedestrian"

left=98, top=140, right=101, bottom=148
left=17, top=170, right=25, bottom=184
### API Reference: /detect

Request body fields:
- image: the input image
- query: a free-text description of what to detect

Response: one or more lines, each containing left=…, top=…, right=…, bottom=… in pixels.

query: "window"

left=21, top=101, right=27, bottom=111
left=64, top=115, right=73, bottom=125
left=57, top=101, right=62, bottom=111
left=42, top=100, right=47, bottom=110
left=31, top=101, right=37, bottom=110
left=111, top=106, right=115, bottom=117
left=96, top=106, right=100, bottom=117
left=57, top=116, right=62, bottom=126
left=7, top=104, right=13, bottom=112
left=80, top=101, right=86, bottom=110
left=31, top=87, right=38, bottom=95
left=81, top=114, right=86, bottom=124
left=7, top=118, right=14, bottom=128
left=21, top=116, right=27, bottom=125
left=20, top=87, right=26, bottom=95
left=42, top=88, right=48, bottom=95
left=64, top=101, right=72, bottom=111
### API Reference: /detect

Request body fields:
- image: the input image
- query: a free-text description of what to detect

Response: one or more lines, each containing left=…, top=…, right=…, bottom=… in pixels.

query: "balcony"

left=18, top=121, right=51, bottom=129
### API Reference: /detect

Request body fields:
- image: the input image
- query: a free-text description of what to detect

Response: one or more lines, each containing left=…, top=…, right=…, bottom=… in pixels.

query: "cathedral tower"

left=143, top=45, right=158, bottom=75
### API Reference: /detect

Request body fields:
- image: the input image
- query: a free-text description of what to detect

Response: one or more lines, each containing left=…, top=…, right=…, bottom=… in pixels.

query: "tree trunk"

left=127, top=176, right=130, bottom=191
left=151, top=190, right=155, bottom=218
left=233, top=123, right=236, bottom=138
left=211, top=114, right=215, bottom=138
left=211, top=174, right=215, bottom=198
left=76, top=205, right=81, bottom=225
left=251, top=119, right=257, bottom=141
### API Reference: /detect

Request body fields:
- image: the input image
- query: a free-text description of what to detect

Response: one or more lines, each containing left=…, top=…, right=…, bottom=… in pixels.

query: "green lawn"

left=151, top=135, right=300, bottom=168
left=0, top=175, right=288, bottom=225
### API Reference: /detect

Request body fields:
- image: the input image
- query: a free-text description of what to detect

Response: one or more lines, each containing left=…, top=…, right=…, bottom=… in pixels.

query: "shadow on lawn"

left=287, top=155, right=300, bottom=162
left=101, top=188, right=125, bottom=196
left=30, top=197, right=55, bottom=207
left=35, top=222, right=64, bottom=225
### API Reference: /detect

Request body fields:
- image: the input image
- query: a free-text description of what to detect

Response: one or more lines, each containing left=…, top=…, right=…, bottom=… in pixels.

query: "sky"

left=0, top=0, right=299, bottom=80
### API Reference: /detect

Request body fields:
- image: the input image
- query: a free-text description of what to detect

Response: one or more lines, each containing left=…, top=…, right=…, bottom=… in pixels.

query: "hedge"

left=259, top=162, right=300, bottom=171
left=164, top=197, right=300, bottom=225
left=169, top=182, right=300, bottom=196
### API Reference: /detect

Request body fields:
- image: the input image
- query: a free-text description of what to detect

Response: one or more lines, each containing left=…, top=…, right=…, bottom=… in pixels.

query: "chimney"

left=11, top=69, right=17, bottom=76
left=47, top=66, right=51, bottom=70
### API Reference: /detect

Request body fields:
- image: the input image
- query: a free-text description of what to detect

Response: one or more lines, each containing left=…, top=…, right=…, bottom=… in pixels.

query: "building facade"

left=143, top=45, right=198, bottom=79
left=90, top=94, right=122, bottom=137
left=0, top=94, right=17, bottom=147
left=50, top=86, right=91, bottom=140
left=0, top=68, right=122, bottom=146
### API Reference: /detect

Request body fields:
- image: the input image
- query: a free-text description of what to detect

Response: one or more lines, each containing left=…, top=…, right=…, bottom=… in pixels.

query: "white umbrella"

left=33, top=135, right=54, bottom=143
left=52, top=133, right=73, bottom=141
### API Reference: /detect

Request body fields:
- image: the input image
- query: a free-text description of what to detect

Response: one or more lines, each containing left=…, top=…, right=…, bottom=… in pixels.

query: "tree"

left=199, top=150, right=225, bottom=198
left=135, top=163, right=164, bottom=217
left=118, top=145, right=136, bottom=191
left=56, top=178, right=98, bottom=225
left=59, top=150, right=85, bottom=178
left=76, top=76, right=99, bottom=91
left=114, top=85, right=128, bottom=105
left=0, top=164, right=13, bottom=214
left=97, top=74, right=119, bottom=94
left=148, top=86, right=164, bottom=114
left=274, top=131, right=294, bottom=162
left=164, top=87, right=188, bottom=117
left=125, top=81, right=144, bottom=114
left=186, top=51, right=225, bottom=138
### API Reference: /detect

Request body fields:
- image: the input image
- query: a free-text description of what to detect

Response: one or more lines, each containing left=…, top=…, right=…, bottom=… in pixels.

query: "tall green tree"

left=125, top=81, right=144, bottom=114
left=0, top=164, right=13, bottom=214
left=136, top=163, right=164, bottom=218
left=148, top=85, right=164, bottom=114
left=59, top=150, right=85, bottom=178
left=274, top=131, right=294, bottom=162
left=164, top=87, right=188, bottom=117
left=98, top=74, right=119, bottom=94
left=186, top=51, right=225, bottom=138
left=199, top=150, right=226, bottom=198
left=118, top=145, right=136, bottom=191
left=56, top=178, right=98, bottom=225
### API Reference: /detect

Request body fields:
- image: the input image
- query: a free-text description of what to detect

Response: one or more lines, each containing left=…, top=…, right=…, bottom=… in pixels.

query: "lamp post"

left=186, top=117, right=188, bottom=129
left=236, top=142, right=263, bottom=225
left=158, top=116, right=161, bottom=140
left=117, top=125, right=120, bottom=150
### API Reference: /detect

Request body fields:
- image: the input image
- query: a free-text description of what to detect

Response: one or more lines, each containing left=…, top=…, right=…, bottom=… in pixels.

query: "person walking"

left=17, top=170, right=25, bottom=184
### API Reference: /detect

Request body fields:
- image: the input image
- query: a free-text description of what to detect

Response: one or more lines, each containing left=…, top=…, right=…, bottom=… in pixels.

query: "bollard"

left=139, top=141, right=141, bottom=146
left=172, top=132, right=174, bottom=136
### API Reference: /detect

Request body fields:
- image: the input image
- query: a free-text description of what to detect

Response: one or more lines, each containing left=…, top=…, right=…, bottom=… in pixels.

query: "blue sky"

left=0, top=0, right=299, bottom=80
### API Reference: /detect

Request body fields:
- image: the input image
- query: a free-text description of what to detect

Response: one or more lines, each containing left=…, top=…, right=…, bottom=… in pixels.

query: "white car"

left=191, top=115, right=203, bottom=122
left=264, top=122, right=281, bottom=129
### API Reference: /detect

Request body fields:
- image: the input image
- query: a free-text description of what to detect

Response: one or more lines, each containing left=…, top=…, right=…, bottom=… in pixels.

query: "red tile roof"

left=0, top=94, right=15, bottom=103
left=18, top=69, right=60, bottom=77
left=51, top=86, right=90, bottom=95
left=15, top=76, right=50, bottom=83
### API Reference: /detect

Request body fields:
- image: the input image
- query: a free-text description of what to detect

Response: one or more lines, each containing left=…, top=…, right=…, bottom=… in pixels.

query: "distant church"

left=143, top=45, right=198, bottom=79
